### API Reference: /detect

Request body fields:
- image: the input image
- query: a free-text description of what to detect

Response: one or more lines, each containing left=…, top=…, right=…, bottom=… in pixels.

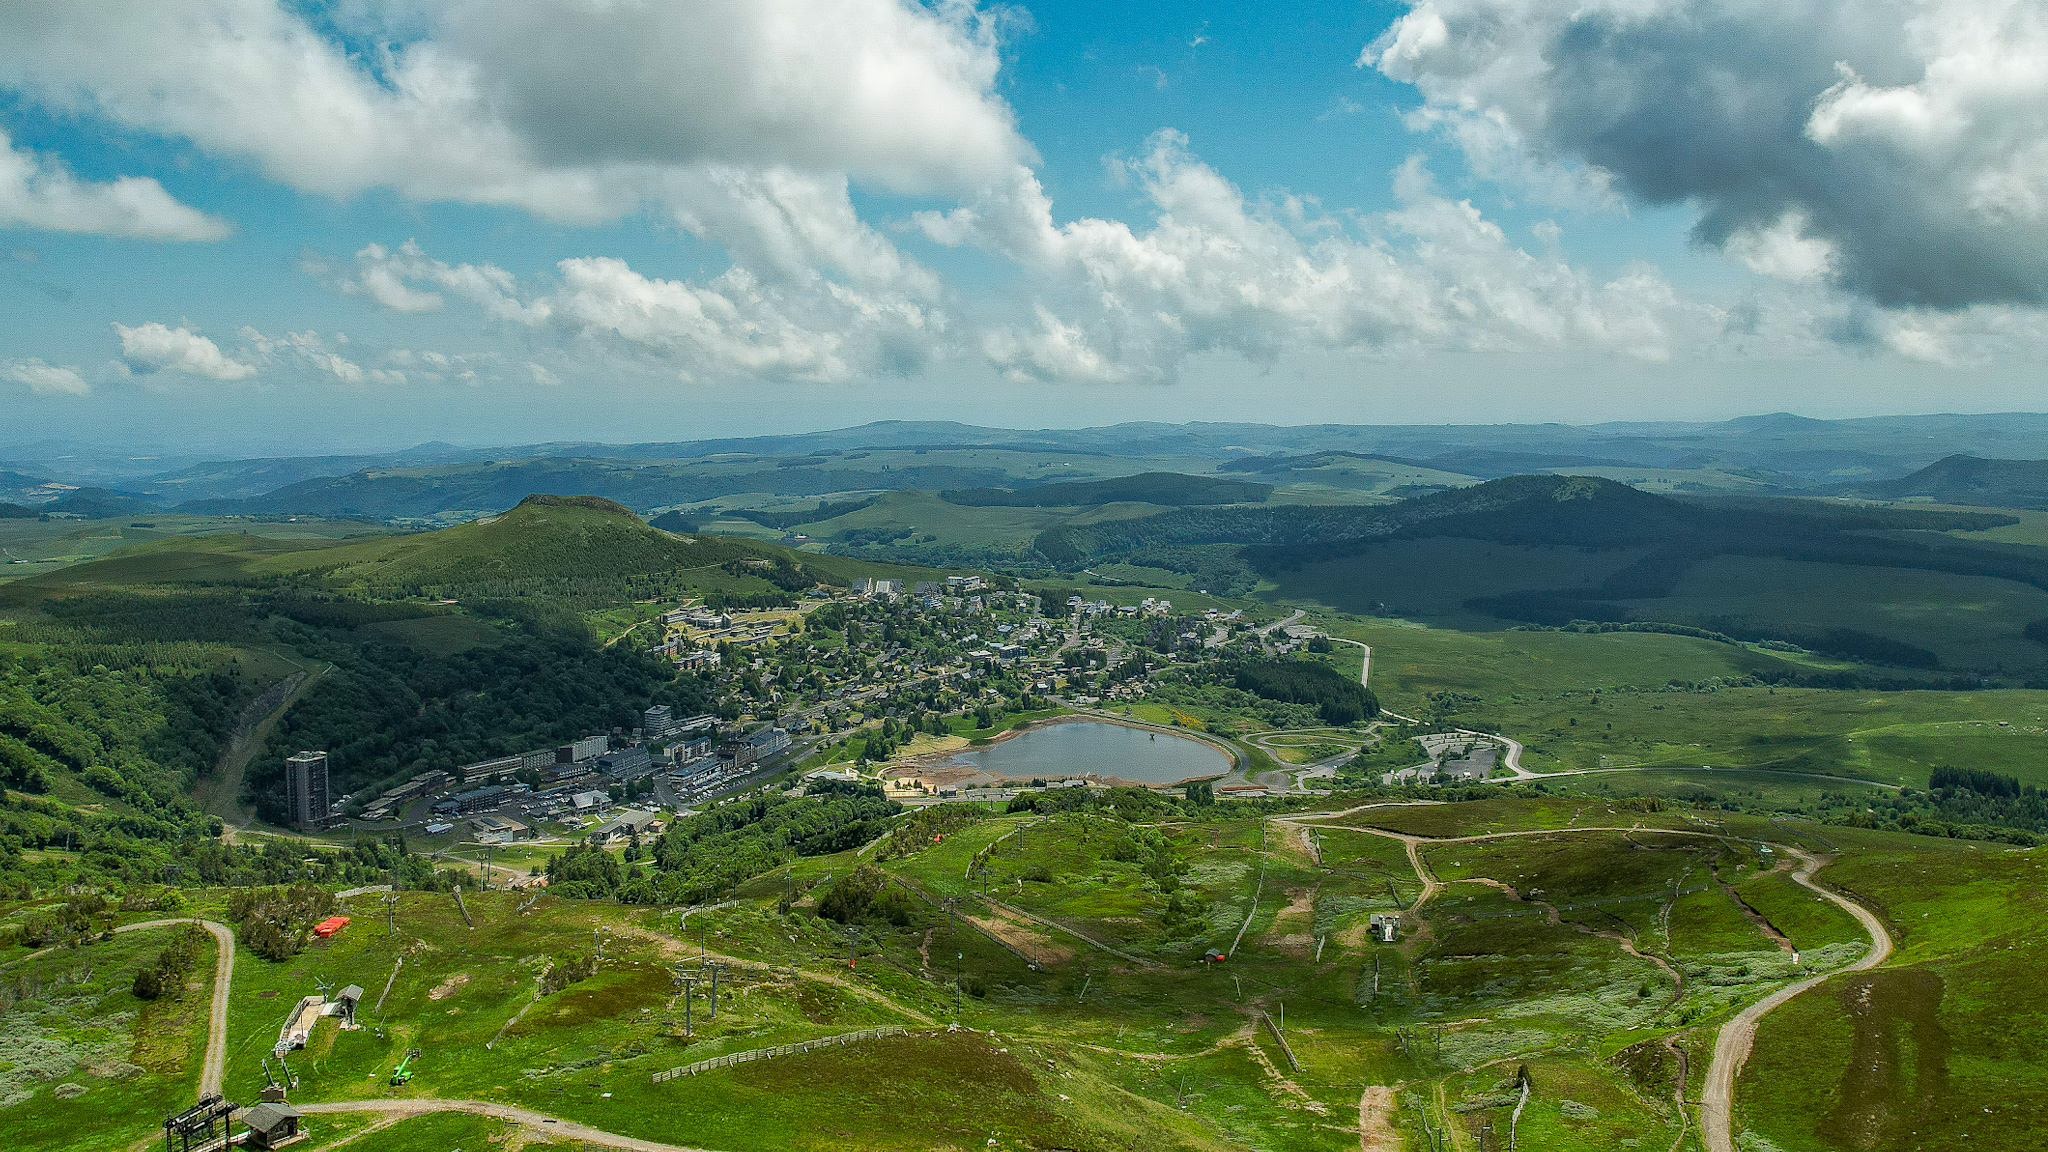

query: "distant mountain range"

left=8, top=413, right=2048, bottom=519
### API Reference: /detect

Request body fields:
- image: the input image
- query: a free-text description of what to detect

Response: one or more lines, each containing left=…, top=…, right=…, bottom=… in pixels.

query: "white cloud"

left=0, top=128, right=228, bottom=241
left=113, top=321, right=255, bottom=380
left=982, top=307, right=1127, bottom=384
left=921, top=132, right=1704, bottom=381
left=1, top=357, right=89, bottom=395
left=343, top=241, right=535, bottom=322
left=0, top=1, right=1026, bottom=219
left=384, top=347, right=489, bottom=386
left=525, top=362, right=559, bottom=387
left=240, top=327, right=407, bottom=385
left=1365, top=0, right=2048, bottom=309
left=347, top=241, right=947, bottom=384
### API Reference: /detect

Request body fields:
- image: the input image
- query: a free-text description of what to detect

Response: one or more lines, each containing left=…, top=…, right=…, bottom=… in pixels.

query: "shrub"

left=541, top=953, right=601, bottom=995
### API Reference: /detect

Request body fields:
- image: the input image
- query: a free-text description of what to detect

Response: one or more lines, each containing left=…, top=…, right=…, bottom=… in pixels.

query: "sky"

left=1, top=0, right=2044, bottom=456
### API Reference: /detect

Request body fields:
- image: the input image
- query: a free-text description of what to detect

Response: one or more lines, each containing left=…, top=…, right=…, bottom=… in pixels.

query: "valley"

left=6, top=417, right=2048, bottom=1151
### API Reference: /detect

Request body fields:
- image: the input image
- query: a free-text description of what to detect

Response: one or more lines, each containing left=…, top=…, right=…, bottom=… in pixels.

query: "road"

left=1698, top=848, right=1893, bottom=1152
left=295, top=1099, right=721, bottom=1151
left=1326, top=636, right=1371, bottom=688
left=1301, top=814, right=1893, bottom=1152
left=114, top=918, right=234, bottom=1098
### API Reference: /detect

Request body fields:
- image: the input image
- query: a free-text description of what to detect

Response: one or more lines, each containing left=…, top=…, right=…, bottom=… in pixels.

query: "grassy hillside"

left=0, top=494, right=891, bottom=607
left=18, top=793, right=2036, bottom=1152
left=0, top=492, right=989, bottom=820
left=291, top=494, right=770, bottom=592
left=1866, top=453, right=2048, bottom=508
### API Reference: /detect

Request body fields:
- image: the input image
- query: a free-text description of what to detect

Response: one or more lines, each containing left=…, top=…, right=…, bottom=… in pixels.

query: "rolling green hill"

left=0, top=494, right=900, bottom=610
left=296, top=494, right=770, bottom=591
left=940, top=472, right=1271, bottom=508
left=1866, top=454, right=2048, bottom=509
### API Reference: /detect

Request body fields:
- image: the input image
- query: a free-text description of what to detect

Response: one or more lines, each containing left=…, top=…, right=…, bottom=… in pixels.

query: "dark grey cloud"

left=1369, top=0, right=2048, bottom=309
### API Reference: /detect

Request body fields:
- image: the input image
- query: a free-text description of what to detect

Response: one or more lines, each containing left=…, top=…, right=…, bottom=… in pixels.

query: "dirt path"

left=980, top=894, right=1160, bottom=969
left=113, top=918, right=234, bottom=1097
left=1664, top=1035, right=1694, bottom=1152
left=1699, top=847, right=1892, bottom=1152
left=1358, top=1085, right=1399, bottom=1151
left=295, top=1099, right=721, bottom=1151
left=1309, top=819, right=1892, bottom=1152
left=966, top=905, right=1073, bottom=967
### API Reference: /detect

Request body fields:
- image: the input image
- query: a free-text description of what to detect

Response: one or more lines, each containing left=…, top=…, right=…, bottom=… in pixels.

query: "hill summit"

left=1869, top=454, right=2048, bottom=509
left=512, top=492, right=640, bottom=516
left=315, top=492, right=764, bottom=590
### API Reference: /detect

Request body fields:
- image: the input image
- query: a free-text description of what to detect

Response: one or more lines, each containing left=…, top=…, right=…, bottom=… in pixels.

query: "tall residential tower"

left=285, top=750, right=331, bottom=831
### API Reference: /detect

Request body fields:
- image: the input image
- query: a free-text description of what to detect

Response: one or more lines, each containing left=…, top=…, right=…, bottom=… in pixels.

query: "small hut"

left=239, top=1102, right=305, bottom=1149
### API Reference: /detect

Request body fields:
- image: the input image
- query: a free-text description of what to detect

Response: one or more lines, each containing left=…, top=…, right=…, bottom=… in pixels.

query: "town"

left=276, top=576, right=1479, bottom=880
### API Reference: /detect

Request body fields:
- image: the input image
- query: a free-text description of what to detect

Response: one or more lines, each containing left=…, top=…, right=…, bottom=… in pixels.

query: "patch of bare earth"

left=966, top=909, right=1073, bottom=966
left=1264, top=887, right=1317, bottom=955
left=1358, top=1085, right=1399, bottom=1152
left=428, top=972, right=470, bottom=1000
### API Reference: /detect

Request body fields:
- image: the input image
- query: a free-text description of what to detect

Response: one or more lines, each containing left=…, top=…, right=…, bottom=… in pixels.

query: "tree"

left=546, top=842, right=623, bottom=899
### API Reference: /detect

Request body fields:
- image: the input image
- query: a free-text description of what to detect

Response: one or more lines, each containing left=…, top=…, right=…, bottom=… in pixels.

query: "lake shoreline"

left=906, top=713, right=1235, bottom=788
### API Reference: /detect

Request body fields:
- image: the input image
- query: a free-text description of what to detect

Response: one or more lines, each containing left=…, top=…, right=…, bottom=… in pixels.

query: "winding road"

left=1698, top=847, right=1893, bottom=1152
left=98, top=915, right=729, bottom=1152
left=1290, top=812, right=1892, bottom=1152
left=113, top=918, right=234, bottom=1098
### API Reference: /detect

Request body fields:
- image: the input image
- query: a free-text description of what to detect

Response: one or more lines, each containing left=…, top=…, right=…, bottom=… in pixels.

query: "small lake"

left=944, top=720, right=1231, bottom=785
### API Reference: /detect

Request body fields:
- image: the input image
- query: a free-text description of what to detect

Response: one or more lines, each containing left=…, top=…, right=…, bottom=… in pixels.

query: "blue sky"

left=1, top=1, right=2042, bottom=455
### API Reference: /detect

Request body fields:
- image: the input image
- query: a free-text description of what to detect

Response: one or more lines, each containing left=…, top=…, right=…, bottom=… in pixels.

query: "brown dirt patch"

left=966, top=908, right=1074, bottom=966
left=428, top=971, right=470, bottom=1000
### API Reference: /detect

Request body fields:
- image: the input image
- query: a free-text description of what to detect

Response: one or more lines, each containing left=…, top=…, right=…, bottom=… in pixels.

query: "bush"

left=541, top=952, right=601, bottom=995
left=133, top=923, right=208, bottom=1000
left=229, top=883, right=333, bottom=962
left=816, top=863, right=889, bottom=924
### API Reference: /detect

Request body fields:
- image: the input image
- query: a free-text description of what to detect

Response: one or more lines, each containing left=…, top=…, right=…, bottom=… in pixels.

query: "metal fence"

left=651, top=1026, right=908, bottom=1083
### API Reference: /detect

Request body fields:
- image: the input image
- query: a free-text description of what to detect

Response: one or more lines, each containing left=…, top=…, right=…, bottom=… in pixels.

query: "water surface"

left=944, top=720, right=1229, bottom=784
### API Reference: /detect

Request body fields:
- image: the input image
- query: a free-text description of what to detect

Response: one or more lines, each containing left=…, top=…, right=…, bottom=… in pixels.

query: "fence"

left=1260, top=1011, right=1300, bottom=1073
left=889, top=878, right=1041, bottom=970
left=651, top=1026, right=907, bottom=1083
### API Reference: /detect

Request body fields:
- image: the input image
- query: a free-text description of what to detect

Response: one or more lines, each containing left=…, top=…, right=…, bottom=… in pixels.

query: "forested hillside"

left=941, top=472, right=1271, bottom=507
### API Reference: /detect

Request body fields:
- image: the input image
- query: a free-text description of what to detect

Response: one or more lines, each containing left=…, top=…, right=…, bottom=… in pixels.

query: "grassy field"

left=0, top=922, right=218, bottom=1152
left=1737, top=829, right=2048, bottom=1151
left=1312, top=613, right=2048, bottom=787
left=0, top=514, right=389, bottom=584
left=9, top=793, right=2042, bottom=1152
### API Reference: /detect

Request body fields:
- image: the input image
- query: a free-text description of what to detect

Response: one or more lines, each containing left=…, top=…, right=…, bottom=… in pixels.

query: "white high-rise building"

left=285, top=750, right=331, bottom=831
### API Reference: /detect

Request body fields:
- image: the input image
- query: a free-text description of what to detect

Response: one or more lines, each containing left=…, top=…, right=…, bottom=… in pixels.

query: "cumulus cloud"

left=1, top=357, right=89, bottom=395
left=113, top=321, right=255, bottom=380
left=922, top=132, right=1703, bottom=381
left=347, top=241, right=946, bottom=384
left=0, top=1, right=1025, bottom=219
left=0, top=128, right=228, bottom=241
left=240, top=327, right=407, bottom=385
left=1365, top=0, right=2048, bottom=309
left=384, top=348, right=489, bottom=386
